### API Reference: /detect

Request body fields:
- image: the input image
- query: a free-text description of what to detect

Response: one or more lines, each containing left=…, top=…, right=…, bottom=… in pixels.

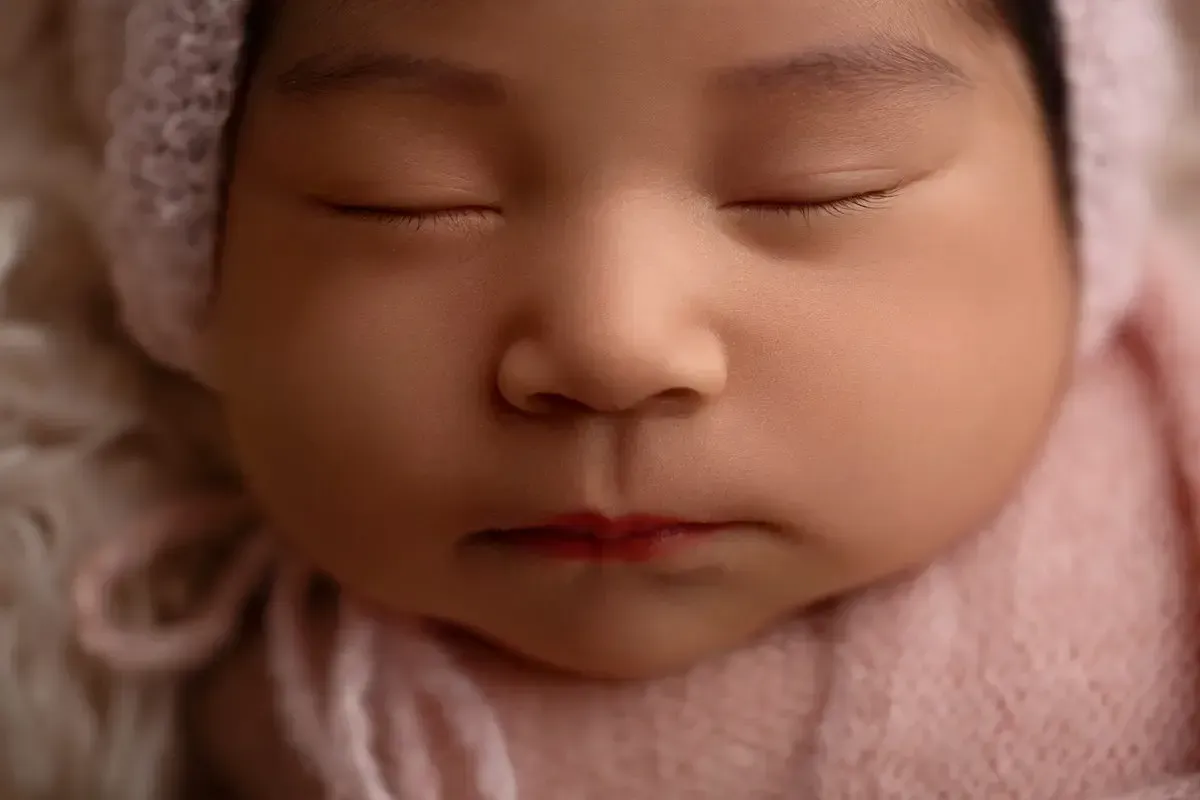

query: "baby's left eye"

left=732, top=189, right=898, bottom=220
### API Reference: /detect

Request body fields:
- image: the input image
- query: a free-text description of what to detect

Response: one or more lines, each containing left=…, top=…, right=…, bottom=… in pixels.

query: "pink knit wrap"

left=72, top=0, right=1200, bottom=798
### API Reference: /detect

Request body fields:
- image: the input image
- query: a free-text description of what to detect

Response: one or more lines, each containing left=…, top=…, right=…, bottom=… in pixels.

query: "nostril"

left=519, top=387, right=703, bottom=416
left=657, top=387, right=699, bottom=403
left=652, top=387, right=704, bottom=416
left=528, top=392, right=595, bottom=415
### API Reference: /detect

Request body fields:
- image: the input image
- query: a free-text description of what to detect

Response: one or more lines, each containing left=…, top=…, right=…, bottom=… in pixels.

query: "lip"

left=477, top=513, right=726, bottom=563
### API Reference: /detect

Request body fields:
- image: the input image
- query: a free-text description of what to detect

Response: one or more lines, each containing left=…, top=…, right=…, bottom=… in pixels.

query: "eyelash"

left=327, top=204, right=498, bottom=231
left=733, top=189, right=898, bottom=219
left=327, top=189, right=897, bottom=228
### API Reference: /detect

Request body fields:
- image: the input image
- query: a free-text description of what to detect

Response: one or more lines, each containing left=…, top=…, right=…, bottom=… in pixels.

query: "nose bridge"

left=499, top=194, right=726, bottom=413
left=552, top=200, right=688, bottom=362
left=551, top=196, right=704, bottom=389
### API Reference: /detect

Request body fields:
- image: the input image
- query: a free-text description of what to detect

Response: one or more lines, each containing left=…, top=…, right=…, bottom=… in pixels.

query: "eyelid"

left=730, top=167, right=903, bottom=198
left=731, top=186, right=900, bottom=218
left=329, top=202, right=500, bottom=217
left=318, top=199, right=502, bottom=230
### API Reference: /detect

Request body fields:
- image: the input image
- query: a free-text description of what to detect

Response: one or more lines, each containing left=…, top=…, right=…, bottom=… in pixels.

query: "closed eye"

left=321, top=189, right=893, bottom=229
left=323, top=202, right=501, bottom=232
left=732, top=188, right=898, bottom=220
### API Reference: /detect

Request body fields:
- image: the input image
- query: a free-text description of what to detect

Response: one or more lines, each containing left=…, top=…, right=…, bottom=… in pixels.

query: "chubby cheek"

left=208, top=209, right=508, bottom=603
left=746, top=209, right=1074, bottom=573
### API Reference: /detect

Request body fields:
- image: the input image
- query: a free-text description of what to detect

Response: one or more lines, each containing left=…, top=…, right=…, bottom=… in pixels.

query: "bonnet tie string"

left=71, top=491, right=518, bottom=800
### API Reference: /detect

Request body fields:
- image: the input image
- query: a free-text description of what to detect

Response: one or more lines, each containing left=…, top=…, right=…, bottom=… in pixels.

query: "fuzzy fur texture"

left=0, top=3, right=231, bottom=797
left=0, top=2, right=1196, bottom=799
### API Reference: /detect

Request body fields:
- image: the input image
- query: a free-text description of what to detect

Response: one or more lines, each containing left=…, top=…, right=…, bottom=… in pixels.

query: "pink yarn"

left=72, top=492, right=267, bottom=673
left=269, top=573, right=517, bottom=799
left=77, top=515, right=518, bottom=799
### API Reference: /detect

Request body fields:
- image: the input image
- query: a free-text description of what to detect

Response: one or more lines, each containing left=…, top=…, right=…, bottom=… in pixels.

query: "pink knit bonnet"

left=100, top=0, right=1181, bottom=373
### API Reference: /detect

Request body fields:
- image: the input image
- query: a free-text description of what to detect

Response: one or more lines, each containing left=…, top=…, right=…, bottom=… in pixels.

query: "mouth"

left=473, top=513, right=727, bottom=563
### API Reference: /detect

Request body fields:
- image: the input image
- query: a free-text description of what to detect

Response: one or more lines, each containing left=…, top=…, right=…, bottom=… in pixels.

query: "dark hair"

left=995, top=0, right=1072, bottom=203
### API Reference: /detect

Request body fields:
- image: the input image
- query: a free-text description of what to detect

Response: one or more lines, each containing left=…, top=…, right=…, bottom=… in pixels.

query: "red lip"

left=482, top=513, right=723, bottom=562
left=539, top=513, right=704, bottom=539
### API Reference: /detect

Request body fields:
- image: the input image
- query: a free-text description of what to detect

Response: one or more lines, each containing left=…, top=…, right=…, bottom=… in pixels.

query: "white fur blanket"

left=0, top=3, right=223, bottom=798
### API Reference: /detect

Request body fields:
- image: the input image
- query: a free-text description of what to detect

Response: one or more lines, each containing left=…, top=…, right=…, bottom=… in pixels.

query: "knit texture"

left=74, top=0, right=1200, bottom=798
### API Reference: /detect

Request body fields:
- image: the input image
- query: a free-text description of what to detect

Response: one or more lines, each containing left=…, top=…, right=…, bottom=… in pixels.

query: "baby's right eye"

left=324, top=202, right=502, bottom=233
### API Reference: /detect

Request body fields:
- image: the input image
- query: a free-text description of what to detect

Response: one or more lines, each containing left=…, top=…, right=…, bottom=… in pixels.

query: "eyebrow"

left=712, top=41, right=971, bottom=97
left=275, top=51, right=506, bottom=104
left=272, top=40, right=970, bottom=105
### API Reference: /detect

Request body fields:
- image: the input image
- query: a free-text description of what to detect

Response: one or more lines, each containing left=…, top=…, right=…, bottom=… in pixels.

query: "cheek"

left=208, top=210, right=509, bottom=582
left=743, top=200, right=1074, bottom=569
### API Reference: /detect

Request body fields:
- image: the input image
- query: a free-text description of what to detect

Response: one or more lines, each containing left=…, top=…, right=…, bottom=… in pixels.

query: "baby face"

left=207, top=0, right=1074, bottom=678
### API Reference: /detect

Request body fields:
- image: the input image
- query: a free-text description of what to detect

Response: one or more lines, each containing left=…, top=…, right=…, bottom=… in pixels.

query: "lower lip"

left=487, top=525, right=722, bottom=563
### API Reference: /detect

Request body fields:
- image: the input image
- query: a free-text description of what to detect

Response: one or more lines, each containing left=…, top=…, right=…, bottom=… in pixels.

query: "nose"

left=498, top=321, right=727, bottom=415
left=496, top=214, right=727, bottom=416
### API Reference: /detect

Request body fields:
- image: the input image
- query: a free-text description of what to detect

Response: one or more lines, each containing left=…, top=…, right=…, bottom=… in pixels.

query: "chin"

left=533, top=644, right=715, bottom=681
left=436, top=562, right=805, bottom=680
left=458, top=610, right=772, bottom=682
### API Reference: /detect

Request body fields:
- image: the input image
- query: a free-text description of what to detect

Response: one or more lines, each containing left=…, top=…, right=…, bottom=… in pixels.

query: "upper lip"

left=526, top=512, right=716, bottom=539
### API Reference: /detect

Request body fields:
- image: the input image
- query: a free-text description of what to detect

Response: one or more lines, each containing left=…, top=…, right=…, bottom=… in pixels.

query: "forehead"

left=267, top=0, right=998, bottom=44
left=257, top=0, right=1006, bottom=105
